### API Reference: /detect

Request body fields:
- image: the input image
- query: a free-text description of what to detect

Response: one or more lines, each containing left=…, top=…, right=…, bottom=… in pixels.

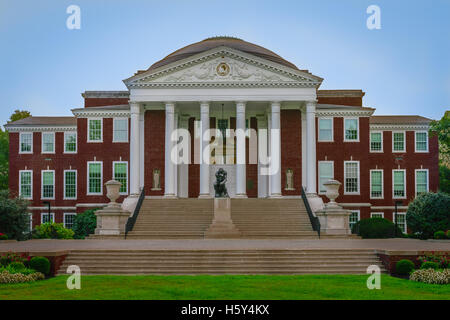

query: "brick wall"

left=281, top=110, right=302, bottom=195
left=144, top=110, right=165, bottom=196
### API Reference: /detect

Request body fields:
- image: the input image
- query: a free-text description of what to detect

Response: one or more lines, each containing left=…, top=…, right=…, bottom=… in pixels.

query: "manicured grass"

left=0, top=275, right=449, bottom=300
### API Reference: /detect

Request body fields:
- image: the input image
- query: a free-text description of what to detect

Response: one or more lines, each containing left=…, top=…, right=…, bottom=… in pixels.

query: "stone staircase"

left=125, top=198, right=318, bottom=239
left=57, top=249, right=386, bottom=275
left=231, top=199, right=318, bottom=239
left=125, top=199, right=214, bottom=239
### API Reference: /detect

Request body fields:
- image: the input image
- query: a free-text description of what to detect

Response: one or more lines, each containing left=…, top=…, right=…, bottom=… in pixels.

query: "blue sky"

left=0, top=0, right=449, bottom=125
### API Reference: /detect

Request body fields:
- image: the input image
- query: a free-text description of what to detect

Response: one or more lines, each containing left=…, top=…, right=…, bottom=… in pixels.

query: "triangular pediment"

left=124, top=47, right=322, bottom=89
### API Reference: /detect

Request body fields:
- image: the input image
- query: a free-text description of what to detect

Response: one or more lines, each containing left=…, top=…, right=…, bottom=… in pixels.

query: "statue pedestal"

left=205, top=198, right=241, bottom=238
left=95, top=203, right=131, bottom=235
left=315, top=203, right=351, bottom=235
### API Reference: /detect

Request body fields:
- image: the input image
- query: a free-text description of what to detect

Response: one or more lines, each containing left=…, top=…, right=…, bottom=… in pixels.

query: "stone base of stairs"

left=57, top=248, right=386, bottom=275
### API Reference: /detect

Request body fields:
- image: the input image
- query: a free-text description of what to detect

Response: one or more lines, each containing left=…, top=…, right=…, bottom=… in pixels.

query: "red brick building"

left=5, top=38, right=438, bottom=233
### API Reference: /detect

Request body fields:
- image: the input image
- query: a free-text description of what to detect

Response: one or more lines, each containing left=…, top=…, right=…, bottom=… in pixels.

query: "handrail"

left=301, top=187, right=321, bottom=238
left=124, top=187, right=145, bottom=239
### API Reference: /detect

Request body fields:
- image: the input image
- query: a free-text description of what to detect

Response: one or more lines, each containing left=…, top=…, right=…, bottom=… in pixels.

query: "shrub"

left=406, top=192, right=450, bottom=239
left=0, top=252, right=29, bottom=267
left=434, top=231, right=446, bottom=239
left=0, top=233, right=8, bottom=240
left=410, top=269, right=450, bottom=285
left=420, top=261, right=439, bottom=270
left=351, top=218, right=402, bottom=238
left=29, top=256, right=50, bottom=275
left=8, top=261, right=26, bottom=271
left=396, top=259, right=415, bottom=275
left=447, top=230, right=450, bottom=239
left=73, top=209, right=97, bottom=239
left=0, top=190, right=30, bottom=240
left=418, top=254, right=449, bottom=269
left=0, top=270, right=44, bottom=284
left=32, top=222, right=74, bottom=239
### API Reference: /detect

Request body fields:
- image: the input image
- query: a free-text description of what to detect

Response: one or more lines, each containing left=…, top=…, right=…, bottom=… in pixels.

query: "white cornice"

left=124, top=47, right=323, bottom=89
left=6, top=126, right=77, bottom=132
left=72, top=109, right=130, bottom=118
left=316, top=109, right=374, bottom=117
left=370, top=124, right=430, bottom=131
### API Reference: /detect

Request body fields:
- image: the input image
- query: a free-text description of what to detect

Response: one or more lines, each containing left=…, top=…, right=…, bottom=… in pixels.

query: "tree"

left=0, top=190, right=30, bottom=240
left=406, top=192, right=450, bottom=239
left=430, top=111, right=450, bottom=193
left=8, top=110, right=31, bottom=123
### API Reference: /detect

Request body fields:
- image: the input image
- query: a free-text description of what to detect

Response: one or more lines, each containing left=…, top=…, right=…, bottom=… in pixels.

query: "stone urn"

left=323, top=179, right=341, bottom=208
left=105, top=180, right=122, bottom=206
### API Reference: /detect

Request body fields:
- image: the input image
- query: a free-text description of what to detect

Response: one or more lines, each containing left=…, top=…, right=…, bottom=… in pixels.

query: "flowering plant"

left=0, top=252, right=30, bottom=267
left=417, top=253, right=449, bottom=269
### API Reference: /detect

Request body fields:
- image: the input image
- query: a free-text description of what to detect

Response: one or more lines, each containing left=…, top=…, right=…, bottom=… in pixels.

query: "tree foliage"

left=0, top=190, right=30, bottom=240
left=406, top=192, right=450, bottom=239
left=8, top=110, right=31, bottom=123
left=430, top=111, right=450, bottom=168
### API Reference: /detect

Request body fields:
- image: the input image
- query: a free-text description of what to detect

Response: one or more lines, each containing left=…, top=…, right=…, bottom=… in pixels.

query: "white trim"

left=369, top=169, right=384, bottom=199
left=316, top=110, right=374, bottom=117
left=392, top=169, right=407, bottom=199
left=318, top=161, right=334, bottom=194
left=344, top=160, right=360, bottom=195
left=19, top=170, right=33, bottom=200
left=28, top=206, right=77, bottom=210
left=63, top=169, right=77, bottom=200
left=64, top=131, right=77, bottom=153
left=371, top=212, right=384, bottom=218
left=63, top=212, right=76, bottom=229
left=369, top=131, right=383, bottom=153
left=113, top=118, right=129, bottom=143
left=394, top=212, right=407, bottom=233
left=7, top=126, right=76, bottom=132
left=317, top=117, right=334, bottom=142
left=19, top=132, right=33, bottom=154
left=41, top=170, right=55, bottom=200
left=40, top=212, right=55, bottom=224
left=343, top=117, right=359, bottom=142
left=75, top=203, right=107, bottom=208
left=370, top=124, right=429, bottom=131
left=414, top=130, right=429, bottom=153
left=41, top=132, right=55, bottom=154
left=340, top=203, right=372, bottom=207
left=415, top=169, right=429, bottom=197
left=371, top=206, right=408, bottom=210
left=87, top=161, right=103, bottom=195
left=87, top=118, right=103, bottom=143
left=112, top=161, right=129, bottom=195
left=392, top=131, right=406, bottom=153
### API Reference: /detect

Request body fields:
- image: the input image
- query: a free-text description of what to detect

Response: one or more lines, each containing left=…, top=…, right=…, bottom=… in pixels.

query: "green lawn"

left=0, top=275, right=449, bottom=300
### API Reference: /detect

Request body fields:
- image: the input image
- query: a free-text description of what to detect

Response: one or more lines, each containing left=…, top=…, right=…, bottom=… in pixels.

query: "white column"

left=270, top=102, right=282, bottom=197
left=129, top=102, right=141, bottom=195
left=301, top=109, right=307, bottom=188
left=235, top=101, right=247, bottom=198
left=178, top=115, right=189, bottom=198
left=139, top=110, right=145, bottom=189
left=199, top=102, right=210, bottom=198
left=164, top=102, right=176, bottom=198
left=257, top=115, right=268, bottom=198
left=306, top=100, right=317, bottom=194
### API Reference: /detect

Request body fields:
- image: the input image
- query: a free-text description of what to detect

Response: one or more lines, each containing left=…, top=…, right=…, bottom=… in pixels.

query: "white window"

left=87, top=161, right=103, bottom=195
left=19, top=170, right=33, bottom=199
left=19, top=132, right=33, bottom=153
left=394, top=212, right=407, bottom=234
left=344, top=161, right=360, bottom=194
left=64, top=132, right=77, bottom=153
left=349, top=210, right=360, bottom=231
left=415, top=169, right=429, bottom=196
left=27, top=213, right=33, bottom=233
left=415, top=131, right=428, bottom=152
left=318, top=161, right=334, bottom=194
left=88, top=119, right=103, bottom=142
left=41, top=132, right=55, bottom=153
left=393, top=169, right=406, bottom=199
left=370, top=131, right=383, bottom=152
left=64, top=170, right=77, bottom=200
left=392, top=131, right=405, bottom=152
left=344, top=118, right=359, bottom=141
left=113, top=118, right=128, bottom=142
left=40, top=212, right=55, bottom=224
left=41, top=170, right=55, bottom=199
left=371, top=212, right=384, bottom=219
left=370, top=169, right=383, bottom=199
left=113, top=161, right=128, bottom=194
left=63, top=213, right=76, bottom=229
left=318, top=118, right=333, bottom=142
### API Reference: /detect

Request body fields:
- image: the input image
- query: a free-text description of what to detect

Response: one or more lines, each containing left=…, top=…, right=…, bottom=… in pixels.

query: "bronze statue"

left=214, top=168, right=229, bottom=198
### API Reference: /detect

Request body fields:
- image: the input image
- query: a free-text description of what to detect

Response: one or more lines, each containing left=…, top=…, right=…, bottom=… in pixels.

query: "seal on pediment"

left=216, top=62, right=230, bottom=76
